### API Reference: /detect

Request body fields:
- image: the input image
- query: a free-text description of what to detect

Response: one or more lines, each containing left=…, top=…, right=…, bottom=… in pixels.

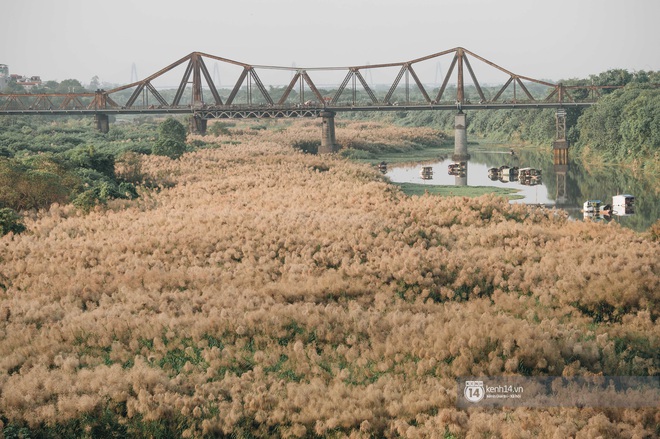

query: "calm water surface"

left=385, top=146, right=659, bottom=232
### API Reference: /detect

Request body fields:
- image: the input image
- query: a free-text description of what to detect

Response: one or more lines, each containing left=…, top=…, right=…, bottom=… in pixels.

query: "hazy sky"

left=2, top=0, right=658, bottom=87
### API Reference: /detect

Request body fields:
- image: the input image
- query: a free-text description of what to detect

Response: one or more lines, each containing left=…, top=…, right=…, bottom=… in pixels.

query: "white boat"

left=612, top=194, right=634, bottom=216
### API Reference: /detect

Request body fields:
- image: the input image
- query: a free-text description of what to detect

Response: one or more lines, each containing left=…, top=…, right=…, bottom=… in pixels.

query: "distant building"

left=0, top=64, right=8, bottom=90
left=1, top=66, right=42, bottom=90
left=12, top=73, right=42, bottom=90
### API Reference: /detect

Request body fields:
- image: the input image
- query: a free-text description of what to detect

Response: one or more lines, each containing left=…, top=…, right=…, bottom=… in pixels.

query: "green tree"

left=618, top=88, right=660, bottom=157
left=575, top=84, right=660, bottom=162
left=2, top=78, right=26, bottom=94
left=153, top=118, right=187, bottom=159
left=89, top=75, right=101, bottom=91
left=0, top=208, right=26, bottom=236
left=57, top=79, right=86, bottom=94
left=67, top=146, right=116, bottom=179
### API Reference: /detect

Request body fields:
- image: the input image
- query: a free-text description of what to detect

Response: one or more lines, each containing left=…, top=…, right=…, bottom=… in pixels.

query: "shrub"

left=0, top=208, right=26, bottom=236
left=152, top=118, right=187, bottom=159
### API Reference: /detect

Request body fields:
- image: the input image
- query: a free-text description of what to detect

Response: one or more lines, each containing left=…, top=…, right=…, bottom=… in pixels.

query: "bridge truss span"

left=0, top=47, right=624, bottom=118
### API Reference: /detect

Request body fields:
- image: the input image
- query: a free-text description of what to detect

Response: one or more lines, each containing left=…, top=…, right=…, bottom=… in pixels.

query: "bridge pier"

left=455, top=162, right=468, bottom=187
left=190, top=115, right=207, bottom=135
left=452, top=111, right=470, bottom=161
left=319, top=110, right=339, bottom=154
left=553, top=109, right=569, bottom=204
left=95, top=113, right=109, bottom=133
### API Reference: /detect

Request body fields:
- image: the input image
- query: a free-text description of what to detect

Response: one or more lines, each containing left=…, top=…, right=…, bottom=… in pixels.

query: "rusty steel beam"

left=301, top=71, right=326, bottom=104
left=192, top=54, right=203, bottom=107
left=384, top=65, right=407, bottom=104
left=225, top=68, right=249, bottom=106
left=61, top=95, right=85, bottom=109
left=563, top=88, right=576, bottom=103
left=198, top=57, right=223, bottom=105
left=354, top=70, right=379, bottom=104
left=491, top=77, right=514, bottom=102
left=516, top=78, right=535, bottom=101
left=331, top=71, right=353, bottom=105
left=408, top=47, right=459, bottom=66
left=544, top=87, right=559, bottom=102
left=172, top=60, right=194, bottom=106
left=249, top=69, right=274, bottom=105
left=462, top=54, right=486, bottom=102
left=124, top=84, right=144, bottom=108
left=145, top=83, right=169, bottom=106
left=461, top=48, right=556, bottom=88
left=457, top=49, right=465, bottom=104
left=434, top=52, right=458, bottom=103
left=278, top=72, right=301, bottom=105
left=35, top=95, right=55, bottom=110
left=107, top=53, right=194, bottom=94
left=407, top=64, right=431, bottom=103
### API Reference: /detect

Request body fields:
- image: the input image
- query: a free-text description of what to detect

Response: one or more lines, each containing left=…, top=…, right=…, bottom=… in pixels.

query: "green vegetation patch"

left=393, top=182, right=523, bottom=199
left=351, top=146, right=454, bottom=165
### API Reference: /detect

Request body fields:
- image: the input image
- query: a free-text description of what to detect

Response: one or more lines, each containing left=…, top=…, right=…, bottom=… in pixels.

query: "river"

left=385, top=145, right=660, bottom=232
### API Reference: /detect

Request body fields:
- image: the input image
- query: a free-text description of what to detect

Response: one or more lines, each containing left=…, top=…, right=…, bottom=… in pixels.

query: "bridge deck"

left=0, top=102, right=594, bottom=118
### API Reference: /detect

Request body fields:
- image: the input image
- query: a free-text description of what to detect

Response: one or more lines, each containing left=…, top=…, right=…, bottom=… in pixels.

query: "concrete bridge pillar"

left=455, top=162, right=468, bottom=187
left=95, top=114, right=109, bottom=133
left=319, top=110, right=339, bottom=154
left=190, top=115, right=207, bottom=135
left=452, top=111, right=470, bottom=161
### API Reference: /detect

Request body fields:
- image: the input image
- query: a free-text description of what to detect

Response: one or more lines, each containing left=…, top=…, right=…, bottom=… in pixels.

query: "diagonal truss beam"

left=301, top=71, right=325, bottom=103
left=249, top=69, right=274, bottom=105
left=331, top=71, right=354, bottom=105
left=278, top=72, right=301, bottom=105
left=407, top=65, right=431, bottom=103
left=462, top=54, right=485, bottom=102
left=434, top=52, right=458, bottom=103
left=198, top=56, right=223, bottom=105
left=354, top=70, right=378, bottom=104
left=225, top=68, right=249, bottom=105
left=385, top=66, right=407, bottom=104
left=172, top=60, right=194, bottom=106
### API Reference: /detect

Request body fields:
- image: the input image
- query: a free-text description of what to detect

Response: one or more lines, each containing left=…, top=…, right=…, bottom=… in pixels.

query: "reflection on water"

left=385, top=147, right=659, bottom=231
left=387, top=152, right=552, bottom=204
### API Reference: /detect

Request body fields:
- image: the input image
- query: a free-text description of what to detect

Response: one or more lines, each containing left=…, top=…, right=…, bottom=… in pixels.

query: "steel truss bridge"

left=0, top=47, right=622, bottom=122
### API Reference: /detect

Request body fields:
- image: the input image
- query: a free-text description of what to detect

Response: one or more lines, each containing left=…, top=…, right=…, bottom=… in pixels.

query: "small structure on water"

left=583, top=200, right=602, bottom=214
left=448, top=162, right=466, bottom=176
left=518, top=167, right=542, bottom=185
left=497, top=166, right=519, bottom=183
left=582, top=199, right=612, bottom=221
left=612, top=194, right=635, bottom=216
left=420, top=166, right=433, bottom=179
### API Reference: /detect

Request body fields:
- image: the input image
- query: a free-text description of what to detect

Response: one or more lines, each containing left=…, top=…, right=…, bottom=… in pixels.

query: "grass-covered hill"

left=0, top=128, right=658, bottom=437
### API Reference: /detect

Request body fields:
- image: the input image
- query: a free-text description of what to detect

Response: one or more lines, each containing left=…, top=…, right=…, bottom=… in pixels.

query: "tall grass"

left=0, top=123, right=657, bottom=437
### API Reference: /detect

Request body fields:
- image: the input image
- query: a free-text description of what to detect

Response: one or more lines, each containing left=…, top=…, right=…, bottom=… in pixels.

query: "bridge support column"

left=190, top=115, right=207, bottom=135
left=95, top=113, right=109, bottom=133
left=452, top=111, right=470, bottom=161
left=553, top=109, right=569, bottom=204
left=455, top=162, right=468, bottom=187
left=319, top=110, right=339, bottom=154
